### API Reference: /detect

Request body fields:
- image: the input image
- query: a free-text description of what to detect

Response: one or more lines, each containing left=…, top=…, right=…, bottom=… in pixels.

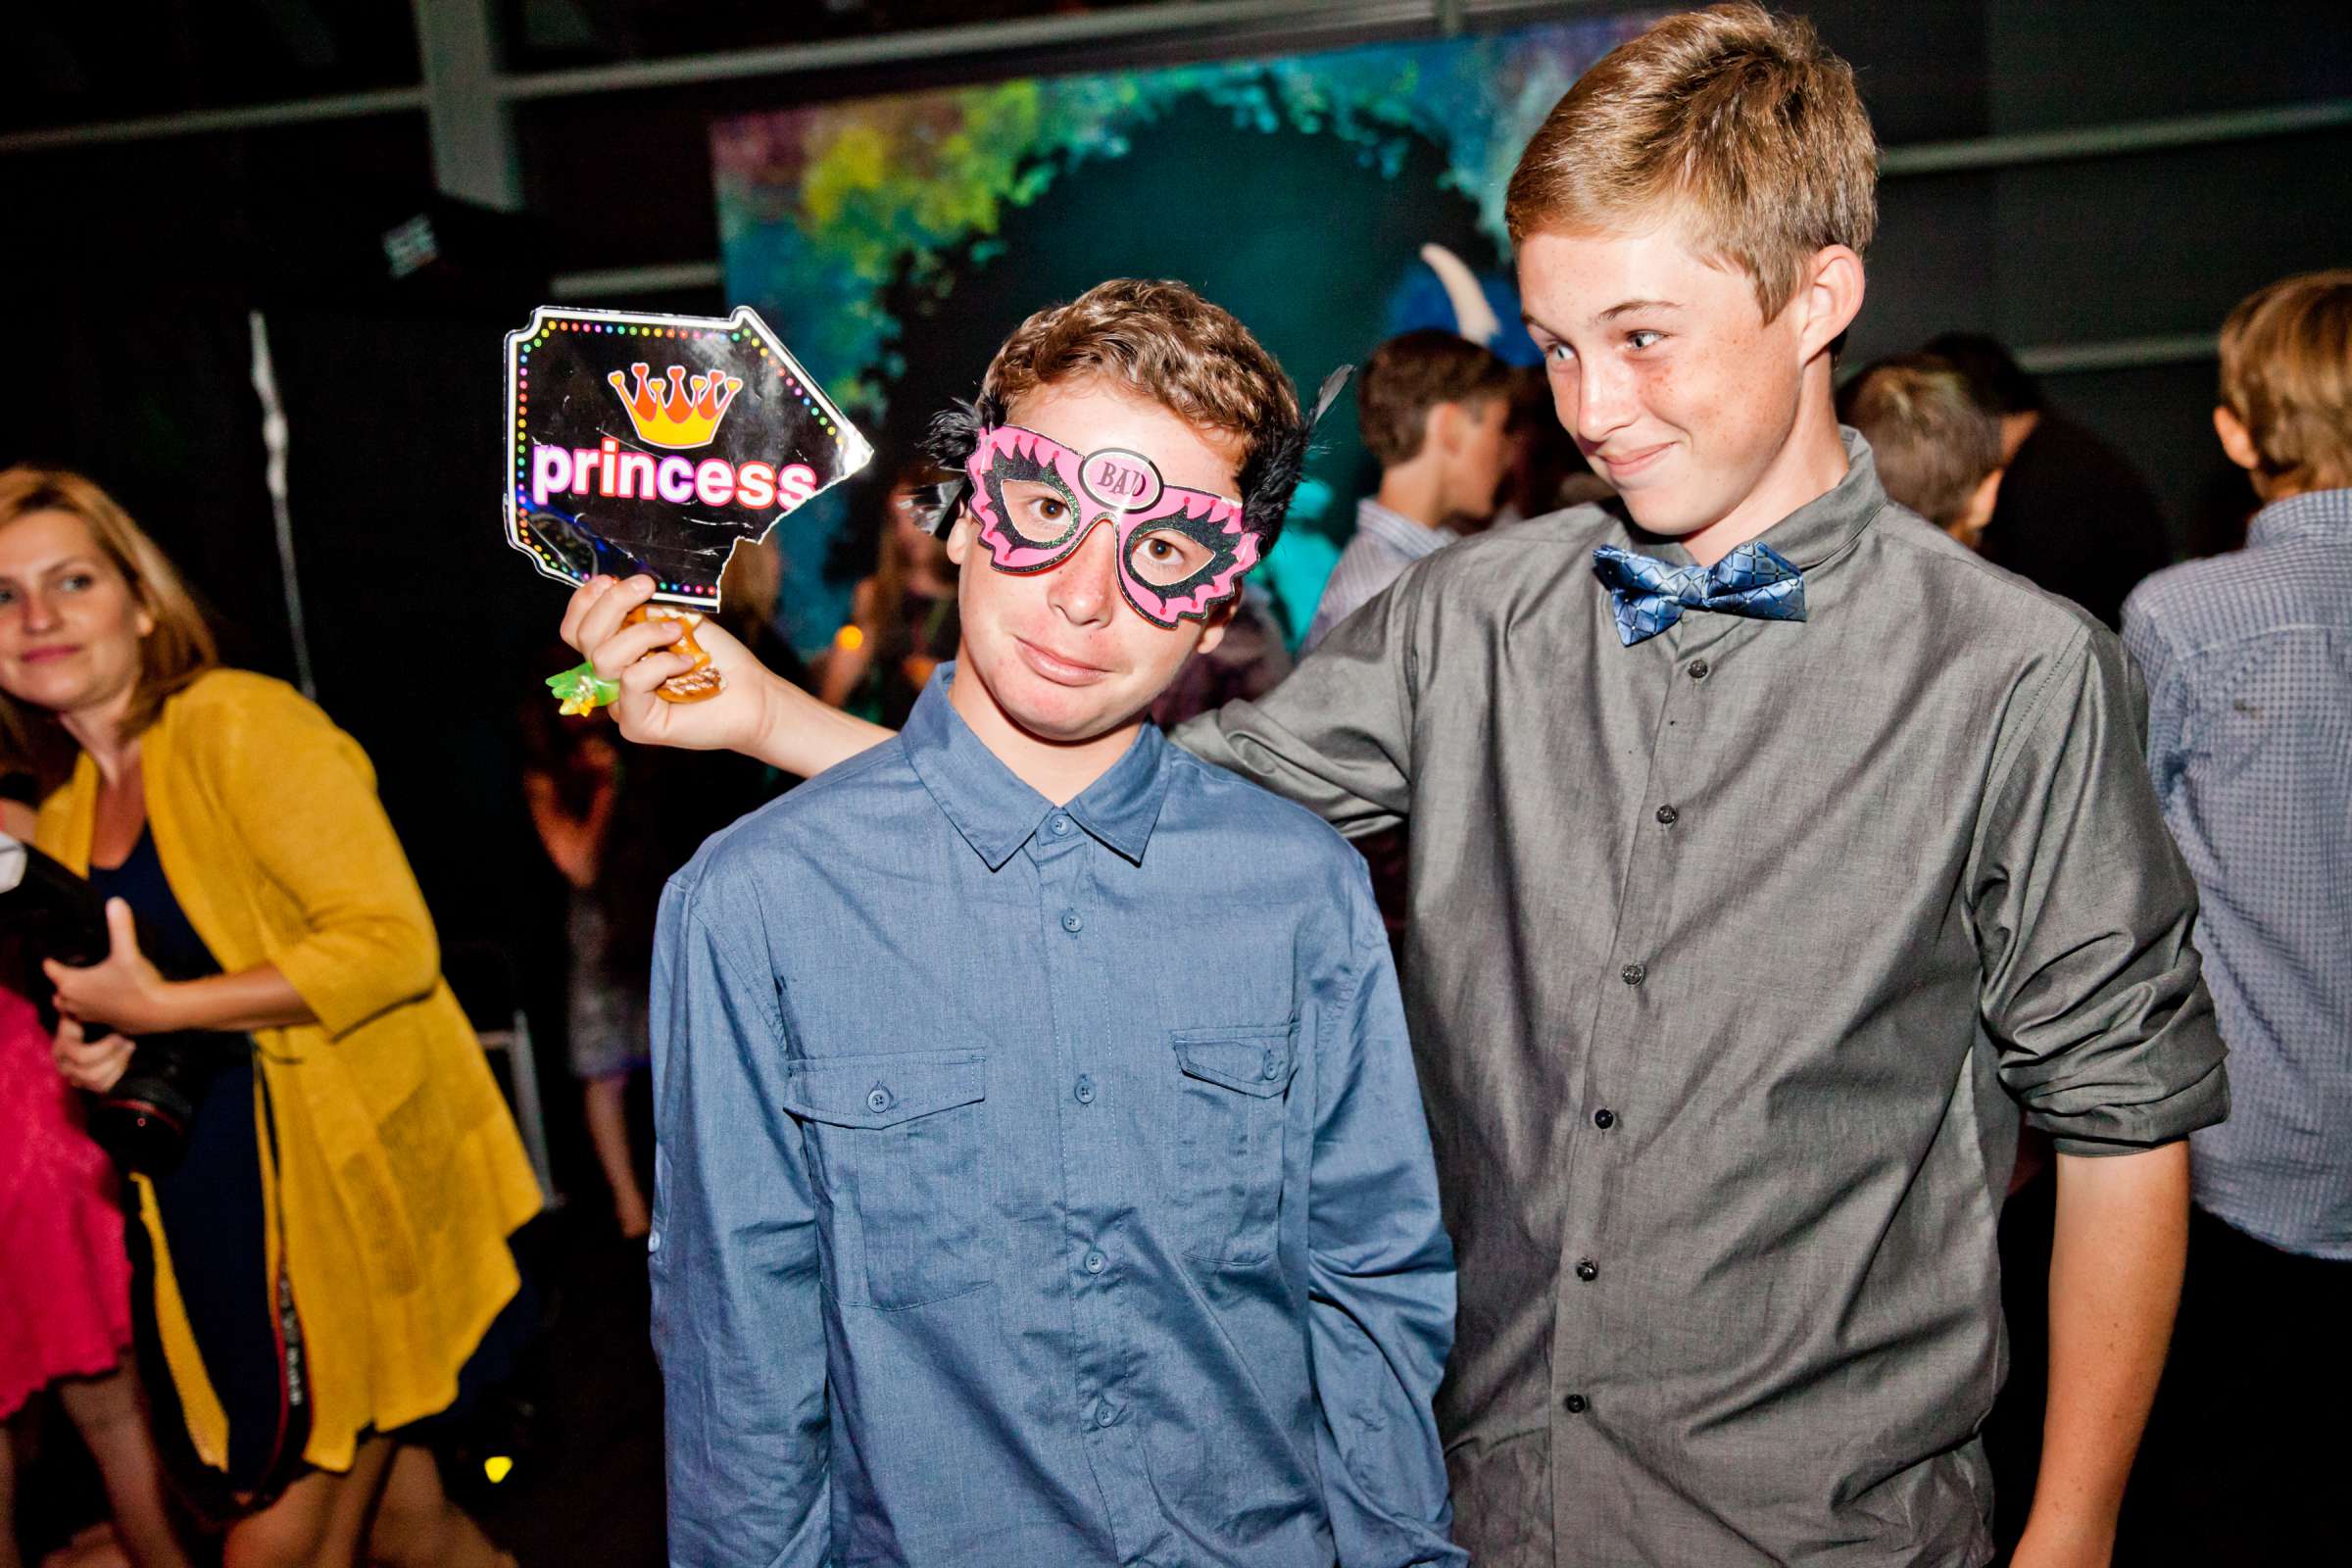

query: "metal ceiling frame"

left=6, top=0, right=2344, bottom=372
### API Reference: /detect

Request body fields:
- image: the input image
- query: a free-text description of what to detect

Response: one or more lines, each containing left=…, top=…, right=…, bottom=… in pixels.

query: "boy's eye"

left=1001, top=479, right=1079, bottom=541
left=1545, top=341, right=1575, bottom=365
left=1625, top=330, right=1665, bottom=351
left=1126, top=529, right=1215, bottom=588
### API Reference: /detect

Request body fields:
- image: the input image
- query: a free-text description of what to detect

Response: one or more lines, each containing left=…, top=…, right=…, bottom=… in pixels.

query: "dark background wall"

left=5, top=0, right=2347, bottom=1188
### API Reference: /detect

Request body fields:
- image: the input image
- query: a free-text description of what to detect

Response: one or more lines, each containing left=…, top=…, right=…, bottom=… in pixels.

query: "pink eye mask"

left=963, top=424, right=1264, bottom=628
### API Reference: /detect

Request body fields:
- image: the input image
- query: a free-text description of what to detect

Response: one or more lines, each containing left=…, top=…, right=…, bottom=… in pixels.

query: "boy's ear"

left=1958, top=466, right=2003, bottom=541
left=1193, top=594, right=1241, bottom=659
left=1793, top=245, right=1867, bottom=363
left=1429, top=400, right=1466, bottom=454
left=2212, top=404, right=2263, bottom=473
left=941, top=507, right=978, bottom=565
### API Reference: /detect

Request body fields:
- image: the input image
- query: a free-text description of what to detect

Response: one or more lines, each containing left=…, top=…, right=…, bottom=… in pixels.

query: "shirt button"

left=1261, top=1049, right=1282, bottom=1081
left=1094, top=1399, right=1120, bottom=1428
left=865, top=1086, right=893, bottom=1113
left=1564, top=1393, right=1590, bottom=1414
left=1061, top=909, right=1084, bottom=934
left=1050, top=813, right=1073, bottom=836
left=1083, top=1250, right=1107, bottom=1275
left=1621, top=961, right=1646, bottom=987
left=1074, top=1075, right=1096, bottom=1104
left=1592, top=1108, right=1616, bottom=1130
left=1655, top=804, right=1679, bottom=825
left=1688, top=658, right=1711, bottom=680
left=1575, top=1259, right=1599, bottom=1283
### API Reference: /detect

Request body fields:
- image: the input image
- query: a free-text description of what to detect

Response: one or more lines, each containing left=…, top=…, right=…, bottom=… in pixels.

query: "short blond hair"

left=2219, top=269, right=2352, bottom=495
left=0, top=467, right=220, bottom=786
left=1838, top=355, right=2001, bottom=526
left=1505, top=3, right=1878, bottom=320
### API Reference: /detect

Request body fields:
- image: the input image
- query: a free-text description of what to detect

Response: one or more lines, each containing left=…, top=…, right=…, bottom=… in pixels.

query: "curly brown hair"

left=976, top=279, right=1305, bottom=543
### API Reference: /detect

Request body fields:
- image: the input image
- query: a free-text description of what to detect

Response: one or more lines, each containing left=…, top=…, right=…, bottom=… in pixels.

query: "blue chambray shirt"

left=649, top=668, right=1463, bottom=1568
left=2124, top=487, right=2352, bottom=1258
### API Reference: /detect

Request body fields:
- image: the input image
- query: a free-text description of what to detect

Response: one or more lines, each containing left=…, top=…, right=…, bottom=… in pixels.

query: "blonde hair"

left=1839, top=355, right=2002, bottom=526
left=2218, top=269, right=2352, bottom=495
left=980, top=278, right=1299, bottom=476
left=0, top=466, right=219, bottom=786
left=1505, top=3, right=1879, bottom=320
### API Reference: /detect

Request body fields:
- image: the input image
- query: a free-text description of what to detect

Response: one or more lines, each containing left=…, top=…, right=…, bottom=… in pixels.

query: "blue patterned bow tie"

left=1592, top=540, right=1808, bottom=647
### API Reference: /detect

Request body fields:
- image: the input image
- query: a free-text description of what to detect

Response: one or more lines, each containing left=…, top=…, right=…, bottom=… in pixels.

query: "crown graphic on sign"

left=606, top=363, right=745, bottom=449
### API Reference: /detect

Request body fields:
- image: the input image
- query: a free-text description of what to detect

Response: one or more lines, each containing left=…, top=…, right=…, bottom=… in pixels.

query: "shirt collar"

left=2247, top=487, right=2352, bottom=549
left=1615, top=426, right=1888, bottom=573
left=903, top=664, right=1174, bottom=870
left=1356, top=498, right=1459, bottom=560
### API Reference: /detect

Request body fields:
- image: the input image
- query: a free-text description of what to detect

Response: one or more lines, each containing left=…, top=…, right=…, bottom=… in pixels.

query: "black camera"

left=0, top=832, right=218, bottom=1172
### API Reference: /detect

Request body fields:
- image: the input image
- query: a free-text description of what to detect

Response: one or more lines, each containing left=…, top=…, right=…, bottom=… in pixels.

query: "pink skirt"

left=0, top=986, right=131, bottom=1419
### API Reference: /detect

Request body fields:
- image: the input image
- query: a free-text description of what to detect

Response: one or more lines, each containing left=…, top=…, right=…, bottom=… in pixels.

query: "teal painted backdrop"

left=710, top=16, right=1650, bottom=648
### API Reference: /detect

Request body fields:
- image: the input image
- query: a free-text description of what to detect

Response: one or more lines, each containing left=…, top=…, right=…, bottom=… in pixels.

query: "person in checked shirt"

left=572, top=279, right=1463, bottom=1568
left=2118, top=270, right=2352, bottom=1562
left=567, top=11, right=2228, bottom=1566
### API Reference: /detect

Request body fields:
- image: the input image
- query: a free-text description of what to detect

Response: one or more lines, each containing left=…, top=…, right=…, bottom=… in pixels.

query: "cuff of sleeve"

left=2031, top=1056, right=2230, bottom=1157
left=274, top=942, right=383, bottom=1039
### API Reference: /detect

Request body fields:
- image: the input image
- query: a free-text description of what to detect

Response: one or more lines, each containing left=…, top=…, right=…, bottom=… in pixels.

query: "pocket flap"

left=781, top=1051, right=986, bottom=1129
left=1172, top=1025, right=1297, bottom=1098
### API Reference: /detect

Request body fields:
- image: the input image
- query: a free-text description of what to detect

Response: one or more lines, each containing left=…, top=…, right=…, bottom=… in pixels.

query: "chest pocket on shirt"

left=780, top=1050, right=989, bottom=1308
left=1171, top=1023, right=1298, bottom=1268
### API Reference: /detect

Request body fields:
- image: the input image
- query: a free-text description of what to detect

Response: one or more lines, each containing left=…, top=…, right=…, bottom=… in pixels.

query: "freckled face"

left=1518, top=224, right=1810, bottom=539
left=945, top=380, right=1234, bottom=745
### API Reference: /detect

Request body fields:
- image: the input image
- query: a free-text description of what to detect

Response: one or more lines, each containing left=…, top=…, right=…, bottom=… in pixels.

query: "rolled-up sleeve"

left=1309, top=870, right=1465, bottom=1568
left=651, top=877, right=830, bottom=1568
left=1175, top=564, right=1422, bottom=838
left=1969, top=625, right=2230, bottom=1154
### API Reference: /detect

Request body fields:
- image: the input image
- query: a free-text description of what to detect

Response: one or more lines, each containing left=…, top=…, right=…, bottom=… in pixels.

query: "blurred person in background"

left=2118, top=270, right=2352, bottom=1562
left=1838, top=353, right=2004, bottom=549
left=1925, top=330, right=2172, bottom=628
left=521, top=693, right=659, bottom=1241
left=0, top=467, right=538, bottom=1568
left=818, top=459, right=959, bottom=729
left=1301, top=329, right=1514, bottom=652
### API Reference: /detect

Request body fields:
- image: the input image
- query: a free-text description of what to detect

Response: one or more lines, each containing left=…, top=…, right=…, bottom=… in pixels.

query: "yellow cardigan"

left=36, top=669, right=543, bottom=1474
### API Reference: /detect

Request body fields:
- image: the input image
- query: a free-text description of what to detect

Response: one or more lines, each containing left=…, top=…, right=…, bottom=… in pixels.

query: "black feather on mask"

left=1237, top=364, right=1353, bottom=544
left=916, top=393, right=1003, bottom=540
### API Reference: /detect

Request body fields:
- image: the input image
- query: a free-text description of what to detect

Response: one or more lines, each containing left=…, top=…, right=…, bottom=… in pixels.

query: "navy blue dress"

left=92, top=827, right=307, bottom=1509
left=95, top=827, right=532, bottom=1517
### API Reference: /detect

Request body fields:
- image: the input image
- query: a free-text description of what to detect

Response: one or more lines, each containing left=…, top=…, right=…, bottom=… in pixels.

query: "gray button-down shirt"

left=1175, top=432, right=2229, bottom=1567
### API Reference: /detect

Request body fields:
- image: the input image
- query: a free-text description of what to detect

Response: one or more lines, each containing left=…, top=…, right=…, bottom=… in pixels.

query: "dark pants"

left=2114, top=1206, right=2352, bottom=1562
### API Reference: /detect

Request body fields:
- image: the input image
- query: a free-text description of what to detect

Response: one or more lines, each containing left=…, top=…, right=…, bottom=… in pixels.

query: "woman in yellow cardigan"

left=0, top=466, right=542, bottom=1568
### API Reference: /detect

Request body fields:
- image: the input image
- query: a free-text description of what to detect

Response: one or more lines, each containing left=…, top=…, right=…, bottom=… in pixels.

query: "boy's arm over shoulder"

left=1305, top=855, right=1466, bottom=1568
left=1173, top=513, right=1589, bottom=837
left=1968, top=620, right=2229, bottom=1153
left=650, top=859, right=831, bottom=1568
left=1173, top=543, right=1429, bottom=837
